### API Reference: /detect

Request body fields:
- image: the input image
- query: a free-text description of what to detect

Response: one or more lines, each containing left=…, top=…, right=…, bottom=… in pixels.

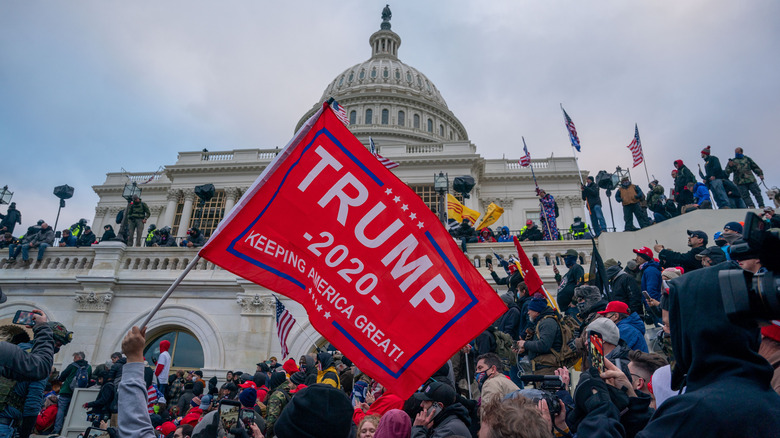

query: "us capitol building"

left=2, top=10, right=593, bottom=384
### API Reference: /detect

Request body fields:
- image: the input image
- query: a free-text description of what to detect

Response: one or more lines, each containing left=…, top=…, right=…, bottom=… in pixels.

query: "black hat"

left=413, top=381, right=456, bottom=406
left=695, top=246, right=727, bottom=264
left=273, top=384, right=353, bottom=438
left=687, top=230, right=708, bottom=245
left=252, top=372, right=267, bottom=387
left=257, top=362, right=270, bottom=373
left=290, top=371, right=306, bottom=385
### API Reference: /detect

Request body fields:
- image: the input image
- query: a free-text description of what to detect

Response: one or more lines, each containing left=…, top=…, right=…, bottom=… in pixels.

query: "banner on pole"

left=199, top=102, right=505, bottom=398
left=447, top=194, right=480, bottom=224
left=474, top=203, right=504, bottom=230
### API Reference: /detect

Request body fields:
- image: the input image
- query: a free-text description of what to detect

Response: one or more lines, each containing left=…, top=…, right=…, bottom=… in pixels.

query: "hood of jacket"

left=302, top=354, right=317, bottom=377
left=317, top=352, right=334, bottom=371
left=673, top=159, right=684, bottom=169
left=619, top=313, right=646, bottom=335
left=640, top=260, right=661, bottom=273
left=432, top=402, right=471, bottom=428
left=668, top=263, right=772, bottom=392
left=607, top=265, right=624, bottom=280
left=159, top=340, right=170, bottom=353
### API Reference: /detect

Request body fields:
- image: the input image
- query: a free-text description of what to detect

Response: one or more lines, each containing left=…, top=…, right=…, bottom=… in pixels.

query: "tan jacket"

left=480, top=373, right=519, bottom=407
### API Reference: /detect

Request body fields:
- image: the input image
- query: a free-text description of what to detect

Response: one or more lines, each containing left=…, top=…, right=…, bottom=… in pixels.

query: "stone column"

left=501, top=197, right=514, bottom=230
left=177, top=189, right=195, bottom=237
left=162, top=189, right=181, bottom=228
left=92, top=206, right=109, bottom=234
left=223, top=187, right=240, bottom=214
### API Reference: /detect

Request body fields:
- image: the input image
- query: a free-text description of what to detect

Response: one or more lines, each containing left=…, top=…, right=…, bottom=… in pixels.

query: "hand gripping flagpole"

left=141, top=255, right=202, bottom=328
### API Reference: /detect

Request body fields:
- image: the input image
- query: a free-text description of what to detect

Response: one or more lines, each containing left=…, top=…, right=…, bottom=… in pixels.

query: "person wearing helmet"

left=145, top=224, right=158, bottom=247
left=153, top=227, right=177, bottom=247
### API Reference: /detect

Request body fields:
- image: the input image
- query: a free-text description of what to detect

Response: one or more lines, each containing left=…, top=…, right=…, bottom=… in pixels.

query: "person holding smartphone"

left=411, top=381, right=470, bottom=437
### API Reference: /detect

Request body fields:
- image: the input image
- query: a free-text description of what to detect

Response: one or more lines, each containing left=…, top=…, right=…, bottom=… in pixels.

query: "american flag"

left=627, top=123, right=644, bottom=168
left=275, top=297, right=295, bottom=358
left=520, top=137, right=531, bottom=167
left=369, top=137, right=399, bottom=169
left=331, top=100, right=350, bottom=127
left=561, top=105, right=581, bottom=152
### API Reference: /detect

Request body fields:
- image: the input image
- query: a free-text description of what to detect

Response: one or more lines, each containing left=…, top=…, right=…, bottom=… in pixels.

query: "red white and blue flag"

left=275, top=297, right=295, bottom=358
left=199, top=101, right=505, bottom=398
left=561, top=105, right=581, bottom=152
left=627, top=124, right=644, bottom=168
left=331, top=100, right=350, bottom=127
left=520, top=137, right=531, bottom=167
left=370, top=137, right=399, bottom=169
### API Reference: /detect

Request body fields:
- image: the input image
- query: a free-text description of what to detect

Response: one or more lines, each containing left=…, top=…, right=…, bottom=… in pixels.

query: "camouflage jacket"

left=264, top=386, right=291, bottom=438
left=725, top=156, right=763, bottom=185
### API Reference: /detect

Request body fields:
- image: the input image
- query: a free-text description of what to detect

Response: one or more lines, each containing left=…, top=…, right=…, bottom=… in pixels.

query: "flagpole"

left=637, top=124, right=651, bottom=186
left=525, top=137, right=555, bottom=241
left=141, top=255, right=201, bottom=328
left=559, top=106, right=592, bottom=233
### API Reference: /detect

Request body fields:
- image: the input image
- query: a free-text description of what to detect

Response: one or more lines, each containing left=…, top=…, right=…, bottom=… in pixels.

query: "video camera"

left=518, top=375, right=565, bottom=416
left=719, top=212, right=780, bottom=323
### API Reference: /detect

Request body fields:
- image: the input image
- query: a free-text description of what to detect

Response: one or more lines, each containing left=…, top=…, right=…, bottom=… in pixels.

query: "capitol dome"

left=296, top=8, right=469, bottom=145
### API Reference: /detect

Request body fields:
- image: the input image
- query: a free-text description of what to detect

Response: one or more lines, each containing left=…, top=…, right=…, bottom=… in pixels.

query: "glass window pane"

left=144, top=332, right=176, bottom=365
left=381, top=109, right=389, bottom=125
left=172, top=332, right=205, bottom=368
left=349, top=110, right=356, bottom=125
left=365, top=109, right=373, bottom=124
left=398, top=111, right=405, bottom=126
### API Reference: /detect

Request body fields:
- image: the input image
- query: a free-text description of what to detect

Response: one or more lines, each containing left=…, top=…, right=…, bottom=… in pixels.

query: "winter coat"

left=725, top=155, right=763, bottom=185
left=35, top=403, right=57, bottom=432
left=0, top=323, right=55, bottom=382
left=57, top=359, right=92, bottom=395
left=617, top=313, right=648, bottom=353
left=30, top=226, right=55, bottom=247
left=315, top=352, right=340, bottom=389
left=490, top=270, right=523, bottom=293
left=647, top=184, right=666, bottom=210
left=557, top=264, right=585, bottom=311
left=77, top=231, right=97, bottom=247
left=636, top=262, right=780, bottom=436
left=496, top=305, right=521, bottom=341
left=496, top=226, right=513, bottom=242
left=127, top=199, right=151, bottom=220
left=85, top=381, right=115, bottom=416
left=0, top=207, right=22, bottom=233
left=352, top=393, right=405, bottom=426
left=640, top=261, right=663, bottom=301
left=692, top=182, right=710, bottom=205
left=616, top=184, right=644, bottom=206
left=582, top=182, right=602, bottom=208
left=108, top=357, right=126, bottom=383
left=100, top=226, right=116, bottom=242
left=183, top=232, right=206, bottom=247
left=673, top=163, right=696, bottom=194
left=608, top=267, right=643, bottom=315
left=519, top=225, right=543, bottom=241
left=702, top=155, right=727, bottom=181
left=411, top=403, right=471, bottom=438
left=722, top=178, right=742, bottom=198
left=525, top=308, right=563, bottom=360
left=658, top=246, right=704, bottom=272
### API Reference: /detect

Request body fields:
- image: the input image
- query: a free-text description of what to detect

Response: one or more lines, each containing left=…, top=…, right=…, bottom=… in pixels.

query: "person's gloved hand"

left=574, top=368, right=612, bottom=414
left=229, top=421, right=252, bottom=438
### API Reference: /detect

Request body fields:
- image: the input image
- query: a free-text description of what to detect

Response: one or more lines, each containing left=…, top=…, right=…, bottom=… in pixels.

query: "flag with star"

left=198, top=100, right=505, bottom=399
left=370, top=137, right=399, bottom=169
left=561, top=105, right=581, bottom=152
left=275, top=297, right=295, bottom=358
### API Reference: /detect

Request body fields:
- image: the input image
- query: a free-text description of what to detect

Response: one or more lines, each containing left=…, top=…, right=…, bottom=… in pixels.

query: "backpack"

left=71, top=365, right=90, bottom=389
left=487, top=326, right=517, bottom=368
left=532, top=314, right=579, bottom=369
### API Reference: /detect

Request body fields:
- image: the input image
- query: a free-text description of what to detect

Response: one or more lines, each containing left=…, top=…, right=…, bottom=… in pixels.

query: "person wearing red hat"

left=698, top=145, right=730, bottom=209
left=598, top=301, right=649, bottom=352
left=519, top=219, right=543, bottom=241
left=634, top=246, right=662, bottom=304
left=156, top=421, right=177, bottom=437
left=154, top=340, right=172, bottom=397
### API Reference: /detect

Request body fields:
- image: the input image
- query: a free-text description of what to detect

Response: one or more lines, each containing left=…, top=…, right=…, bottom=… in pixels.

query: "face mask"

left=474, top=371, right=487, bottom=388
left=621, top=181, right=630, bottom=188
left=735, top=153, right=744, bottom=159
left=577, top=301, right=587, bottom=313
left=565, top=256, right=577, bottom=268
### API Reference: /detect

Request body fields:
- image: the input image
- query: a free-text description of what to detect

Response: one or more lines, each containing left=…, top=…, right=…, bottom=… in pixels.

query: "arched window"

left=398, top=111, right=405, bottom=126
left=413, top=114, right=420, bottom=129
left=349, top=110, right=357, bottom=125
left=381, top=109, right=389, bottom=125
left=439, top=124, right=444, bottom=136
left=365, top=109, right=373, bottom=125
left=144, top=329, right=204, bottom=369
left=427, top=118, right=433, bottom=132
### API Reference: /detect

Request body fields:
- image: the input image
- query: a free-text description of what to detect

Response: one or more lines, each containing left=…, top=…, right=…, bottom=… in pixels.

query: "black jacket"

left=658, top=246, right=704, bottom=272
left=607, top=267, right=643, bottom=315
left=557, top=264, right=584, bottom=310
left=0, top=323, right=54, bottom=382
left=519, top=226, right=543, bottom=241
left=701, top=155, right=727, bottom=181
left=496, top=306, right=521, bottom=341
left=77, top=231, right=97, bottom=247
left=635, top=262, right=780, bottom=436
left=525, top=308, right=563, bottom=359
left=582, top=182, right=602, bottom=208
left=86, top=381, right=115, bottom=415
left=100, top=226, right=116, bottom=242
left=411, top=402, right=471, bottom=438
left=490, top=270, right=522, bottom=293
left=108, top=357, right=126, bottom=383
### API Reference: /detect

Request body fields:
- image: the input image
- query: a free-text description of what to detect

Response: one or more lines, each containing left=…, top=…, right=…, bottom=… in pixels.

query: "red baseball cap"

left=598, top=301, right=630, bottom=315
left=156, top=421, right=177, bottom=436
left=632, top=247, right=653, bottom=261
left=239, top=381, right=257, bottom=389
left=526, top=219, right=533, bottom=226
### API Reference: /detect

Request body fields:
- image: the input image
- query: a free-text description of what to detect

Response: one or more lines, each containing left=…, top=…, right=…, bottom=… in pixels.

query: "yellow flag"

left=447, top=194, right=480, bottom=224
left=474, top=202, right=504, bottom=230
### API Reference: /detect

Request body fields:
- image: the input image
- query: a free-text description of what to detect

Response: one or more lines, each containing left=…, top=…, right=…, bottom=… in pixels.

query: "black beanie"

left=268, top=372, right=287, bottom=391
left=253, top=372, right=267, bottom=387
left=274, top=384, right=353, bottom=438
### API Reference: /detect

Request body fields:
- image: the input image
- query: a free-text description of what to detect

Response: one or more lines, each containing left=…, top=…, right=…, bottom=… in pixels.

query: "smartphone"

left=642, top=291, right=652, bottom=302
left=84, top=427, right=111, bottom=438
left=588, top=331, right=605, bottom=374
left=239, top=408, right=255, bottom=426
left=427, top=402, right=442, bottom=418
left=13, top=310, right=35, bottom=326
left=218, top=399, right=241, bottom=432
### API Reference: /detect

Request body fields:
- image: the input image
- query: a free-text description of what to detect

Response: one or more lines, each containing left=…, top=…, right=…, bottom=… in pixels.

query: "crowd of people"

left=1, top=196, right=210, bottom=267
left=2, top=203, right=779, bottom=438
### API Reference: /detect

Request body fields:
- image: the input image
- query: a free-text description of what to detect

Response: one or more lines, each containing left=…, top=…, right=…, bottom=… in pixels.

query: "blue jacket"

left=693, top=182, right=711, bottom=204
left=640, top=261, right=662, bottom=300
left=496, top=226, right=513, bottom=242
left=617, top=313, right=648, bottom=353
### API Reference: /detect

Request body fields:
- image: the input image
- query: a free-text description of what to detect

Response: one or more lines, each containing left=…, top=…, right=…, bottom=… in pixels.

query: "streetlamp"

left=0, top=186, right=13, bottom=205
left=434, top=172, right=449, bottom=226
left=193, top=184, right=216, bottom=229
left=115, top=182, right=142, bottom=243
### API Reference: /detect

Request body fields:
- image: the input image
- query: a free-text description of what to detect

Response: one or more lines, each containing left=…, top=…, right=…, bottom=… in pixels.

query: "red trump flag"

left=199, top=102, right=505, bottom=398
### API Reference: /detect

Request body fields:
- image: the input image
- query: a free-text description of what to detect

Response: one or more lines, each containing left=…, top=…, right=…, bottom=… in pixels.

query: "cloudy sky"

left=2, top=1, right=778, bottom=232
